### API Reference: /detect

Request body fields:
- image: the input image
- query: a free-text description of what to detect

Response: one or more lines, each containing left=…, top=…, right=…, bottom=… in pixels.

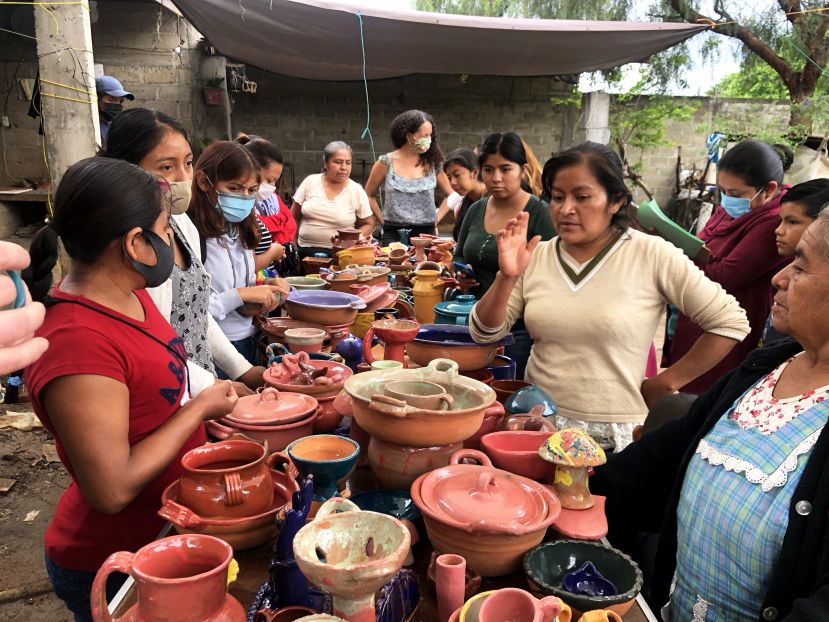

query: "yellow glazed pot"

left=410, top=270, right=445, bottom=324
left=337, top=246, right=376, bottom=269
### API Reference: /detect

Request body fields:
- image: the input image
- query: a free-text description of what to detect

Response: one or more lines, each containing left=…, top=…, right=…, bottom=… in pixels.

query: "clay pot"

left=384, top=380, right=454, bottom=410
left=227, top=388, right=319, bottom=427
left=326, top=272, right=359, bottom=292
left=368, top=437, right=461, bottom=490
left=302, top=256, right=335, bottom=276
left=90, top=534, right=244, bottom=622
left=578, top=611, right=624, bottom=622
left=523, top=540, right=642, bottom=619
left=388, top=248, right=407, bottom=265
left=312, top=394, right=343, bottom=433
left=293, top=498, right=410, bottom=622
left=337, top=246, right=376, bottom=269
left=178, top=439, right=274, bottom=519
left=159, top=455, right=298, bottom=550
left=254, top=606, right=317, bottom=622
left=285, top=328, right=326, bottom=354
left=263, top=358, right=352, bottom=399
left=437, top=554, right=467, bottom=622
left=285, top=290, right=366, bottom=326
left=491, top=380, right=532, bottom=404
left=477, top=588, right=565, bottom=622
left=481, top=431, right=558, bottom=481
left=463, top=402, right=506, bottom=451
left=331, top=228, right=362, bottom=249
left=345, top=359, right=496, bottom=447
left=286, top=435, right=360, bottom=501
left=406, top=324, right=510, bottom=372
left=411, top=449, right=561, bottom=577
left=207, top=409, right=319, bottom=452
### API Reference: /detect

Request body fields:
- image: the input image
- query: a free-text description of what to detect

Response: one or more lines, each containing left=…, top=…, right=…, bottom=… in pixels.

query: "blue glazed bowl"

left=487, top=355, right=516, bottom=381
left=504, top=384, right=558, bottom=417
left=349, top=490, right=422, bottom=522
left=286, top=435, right=360, bottom=501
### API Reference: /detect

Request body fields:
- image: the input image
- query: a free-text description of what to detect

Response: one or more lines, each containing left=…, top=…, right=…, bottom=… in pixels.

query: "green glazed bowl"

left=522, top=539, right=642, bottom=613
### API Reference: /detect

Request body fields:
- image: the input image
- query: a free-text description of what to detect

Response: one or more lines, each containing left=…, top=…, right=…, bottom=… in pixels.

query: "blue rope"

left=355, top=11, right=376, bottom=162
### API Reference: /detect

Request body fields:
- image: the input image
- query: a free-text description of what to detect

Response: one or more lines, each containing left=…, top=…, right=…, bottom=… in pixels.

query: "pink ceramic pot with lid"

left=226, top=388, right=318, bottom=427
left=411, top=449, right=560, bottom=577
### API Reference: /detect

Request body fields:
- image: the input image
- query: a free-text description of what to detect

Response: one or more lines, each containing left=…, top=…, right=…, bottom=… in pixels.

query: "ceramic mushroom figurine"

left=538, top=428, right=606, bottom=510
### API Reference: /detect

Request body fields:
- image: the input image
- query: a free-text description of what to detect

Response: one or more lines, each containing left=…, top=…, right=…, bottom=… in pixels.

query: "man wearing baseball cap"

left=95, top=75, right=134, bottom=145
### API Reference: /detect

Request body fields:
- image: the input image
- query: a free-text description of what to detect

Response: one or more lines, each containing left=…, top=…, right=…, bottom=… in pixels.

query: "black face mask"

left=124, top=229, right=174, bottom=288
left=101, top=102, right=123, bottom=121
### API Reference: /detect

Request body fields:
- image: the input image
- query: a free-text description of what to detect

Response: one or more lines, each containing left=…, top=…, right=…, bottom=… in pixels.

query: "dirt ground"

left=0, top=402, right=73, bottom=621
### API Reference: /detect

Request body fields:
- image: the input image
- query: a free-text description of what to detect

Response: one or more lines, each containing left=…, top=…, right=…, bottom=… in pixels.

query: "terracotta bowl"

left=368, top=438, right=461, bottom=490
left=491, top=380, right=532, bottom=405
left=286, top=301, right=361, bottom=327
left=480, top=431, right=557, bottom=481
left=522, top=540, right=643, bottom=617
left=460, top=368, right=494, bottom=385
left=206, top=409, right=319, bottom=452
left=263, top=359, right=353, bottom=399
left=285, top=276, right=329, bottom=291
left=344, top=359, right=496, bottom=447
left=258, top=317, right=339, bottom=347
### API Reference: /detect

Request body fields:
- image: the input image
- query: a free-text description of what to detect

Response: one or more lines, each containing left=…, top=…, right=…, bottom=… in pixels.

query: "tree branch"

left=777, top=0, right=803, bottom=26
left=669, top=0, right=795, bottom=92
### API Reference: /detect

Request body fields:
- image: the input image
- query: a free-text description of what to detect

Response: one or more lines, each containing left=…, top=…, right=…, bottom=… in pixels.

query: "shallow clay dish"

left=406, top=325, right=513, bottom=372
left=523, top=540, right=642, bottom=617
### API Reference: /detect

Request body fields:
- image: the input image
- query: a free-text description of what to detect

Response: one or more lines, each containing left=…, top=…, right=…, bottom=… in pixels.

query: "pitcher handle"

left=450, top=448, right=492, bottom=466
left=266, top=451, right=298, bottom=480
left=224, top=472, right=244, bottom=506
left=91, top=551, right=133, bottom=622
left=538, top=596, right=563, bottom=621
left=362, top=326, right=377, bottom=363
left=315, top=497, right=360, bottom=520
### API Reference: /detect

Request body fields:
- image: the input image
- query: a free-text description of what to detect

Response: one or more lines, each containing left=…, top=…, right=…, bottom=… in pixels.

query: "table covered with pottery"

left=112, top=463, right=657, bottom=622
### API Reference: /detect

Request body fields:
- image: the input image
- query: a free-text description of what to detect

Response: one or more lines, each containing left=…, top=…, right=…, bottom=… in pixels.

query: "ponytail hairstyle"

left=542, top=141, right=634, bottom=232
left=27, top=158, right=162, bottom=296
left=189, top=141, right=260, bottom=250
left=98, top=107, right=189, bottom=163
left=235, top=132, right=284, bottom=168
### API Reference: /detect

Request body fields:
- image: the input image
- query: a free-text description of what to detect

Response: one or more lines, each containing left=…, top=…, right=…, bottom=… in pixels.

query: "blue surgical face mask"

left=720, top=186, right=764, bottom=219
left=205, top=176, right=255, bottom=223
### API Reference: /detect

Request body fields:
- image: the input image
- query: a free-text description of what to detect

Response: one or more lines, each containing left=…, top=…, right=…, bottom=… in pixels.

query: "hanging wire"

left=355, top=11, right=376, bottom=162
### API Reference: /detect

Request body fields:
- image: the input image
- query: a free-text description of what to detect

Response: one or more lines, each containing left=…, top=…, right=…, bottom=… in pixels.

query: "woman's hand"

left=269, top=243, right=285, bottom=262
left=454, top=266, right=480, bottom=292
left=237, top=365, right=266, bottom=390
left=496, top=212, right=541, bottom=278
left=640, top=374, right=676, bottom=410
left=193, top=379, right=238, bottom=421
left=238, top=285, right=284, bottom=314
left=0, top=242, right=47, bottom=374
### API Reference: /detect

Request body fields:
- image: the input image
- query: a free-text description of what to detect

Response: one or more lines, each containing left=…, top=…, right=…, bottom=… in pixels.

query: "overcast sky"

left=351, top=0, right=752, bottom=95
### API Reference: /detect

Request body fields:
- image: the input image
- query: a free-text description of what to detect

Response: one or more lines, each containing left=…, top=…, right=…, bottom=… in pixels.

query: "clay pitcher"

left=477, top=588, right=565, bottom=622
left=178, top=438, right=274, bottom=518
left=90, top=534, right=244, bottom=622
left=409, top=270, right=445, bottom=324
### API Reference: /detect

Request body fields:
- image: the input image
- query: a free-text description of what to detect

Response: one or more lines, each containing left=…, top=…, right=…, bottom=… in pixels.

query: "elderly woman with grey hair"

left=290, top=141, right=374, bottom=258
left=592, top=208, right=829, bottom=621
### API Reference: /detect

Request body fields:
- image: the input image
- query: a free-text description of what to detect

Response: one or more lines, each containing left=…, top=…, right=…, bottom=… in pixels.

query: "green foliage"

left=416, top=0, right=631, bottom=20
left=709, top=63, right=790, bottom=99
left=611, top=94, right=698, bottom=150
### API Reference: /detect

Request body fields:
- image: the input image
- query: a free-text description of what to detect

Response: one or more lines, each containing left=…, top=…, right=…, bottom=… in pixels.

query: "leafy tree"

left=709, top=62, right=791, bottom=99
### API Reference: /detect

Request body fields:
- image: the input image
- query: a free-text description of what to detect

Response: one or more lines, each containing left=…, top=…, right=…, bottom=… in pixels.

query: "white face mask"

left=168, top=180, right=192, bottom=215
left=256, top=182, right=276, bottom=202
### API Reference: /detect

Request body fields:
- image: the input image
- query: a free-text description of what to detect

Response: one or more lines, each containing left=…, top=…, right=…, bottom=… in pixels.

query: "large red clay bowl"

left=480, top=431, right=557, bottom=481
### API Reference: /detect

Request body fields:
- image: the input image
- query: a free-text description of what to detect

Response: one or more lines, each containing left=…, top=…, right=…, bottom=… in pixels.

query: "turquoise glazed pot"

left=286, top=435, right=360, bottom=501
left=433, top=294, right=477, bottom=326
left=504, top=384, right=558, bottom=417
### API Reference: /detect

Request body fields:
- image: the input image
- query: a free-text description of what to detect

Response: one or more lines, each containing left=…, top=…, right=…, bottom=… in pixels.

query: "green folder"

left=635, top=200, right=705, bottom=260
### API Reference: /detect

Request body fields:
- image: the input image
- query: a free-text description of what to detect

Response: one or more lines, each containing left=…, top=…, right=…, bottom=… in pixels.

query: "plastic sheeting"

left=172, top=0, right=708, bottom=81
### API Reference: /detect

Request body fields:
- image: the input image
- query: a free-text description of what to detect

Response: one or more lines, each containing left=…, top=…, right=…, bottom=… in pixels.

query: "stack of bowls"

left=343, top=358, right=496, bottom=491
left=285, top=290, right=367, bottom=344
left=206, top=387, right=319, bottom=451
left=158, top=438, right=299, bottom=549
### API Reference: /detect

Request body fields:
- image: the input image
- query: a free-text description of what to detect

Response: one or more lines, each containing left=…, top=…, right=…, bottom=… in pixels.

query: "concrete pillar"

left=575, top=91, right=611, bottom=145
left=34, top=1, right=99, bottom=198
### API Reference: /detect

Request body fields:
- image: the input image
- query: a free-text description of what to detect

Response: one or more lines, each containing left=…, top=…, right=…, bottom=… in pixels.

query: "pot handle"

left=362, top=326, right=377, bottom=363
left=436, top=392, right=455, bottom=411
left=450, top=448, right=493, bottom=467
left=224, top=472, right=245, bottom=506
left=368, top=394, right=414, bottom=418
left=90, top=551, right=133, bottom=622
left=266, top=451, right=299, bottom=479
left=423, top=358, right=459, bottom=385
left=315, top=496, right=360, bottom=521
left=258, top=387, right=281, bottom=404
left=206, top=419, right=234, bottom=440
left=538, top=596, right=563, bottom=621
left=158, top=498, right=204, bottom=528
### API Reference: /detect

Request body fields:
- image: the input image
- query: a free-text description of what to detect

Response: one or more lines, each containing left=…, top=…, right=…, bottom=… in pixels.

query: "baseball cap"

left=95, top=75, right=134, bottom=100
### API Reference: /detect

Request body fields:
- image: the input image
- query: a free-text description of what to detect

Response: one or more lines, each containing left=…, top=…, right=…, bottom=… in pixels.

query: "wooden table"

left=111, top=465, right=658, bottom=621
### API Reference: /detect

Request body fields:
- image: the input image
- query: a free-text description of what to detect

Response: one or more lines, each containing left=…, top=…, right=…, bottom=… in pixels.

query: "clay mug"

left=384, top=380, right=454, bottom=411
left=577, top=611, right=622, bottom=622
left=178, top=438, right=275, bottom=518
left=389, top=248, right=407, bottom=265
left=254, top=606, right=317, bottom=622
left=477, top=588, right=564, bottom=622
left=371, top=360, right=404, bottom=371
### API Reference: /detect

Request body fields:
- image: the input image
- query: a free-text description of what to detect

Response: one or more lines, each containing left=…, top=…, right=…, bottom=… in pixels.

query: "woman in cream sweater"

left=470, top=142, right=750, bottom=450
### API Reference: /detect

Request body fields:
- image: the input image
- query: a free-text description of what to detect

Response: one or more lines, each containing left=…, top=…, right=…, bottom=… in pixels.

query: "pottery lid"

left=413, top=450, right=558, bottom=534
left=538, top=428, right=607, bottom=467
left=434, top=295, right=477, bottom=317
left=226, top=388, right=318, bottom=426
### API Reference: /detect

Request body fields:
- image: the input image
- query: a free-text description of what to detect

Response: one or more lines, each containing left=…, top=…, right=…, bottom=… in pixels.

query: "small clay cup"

left=384, top=380, right=454, bottom=411
left=371, top=360, right=404, bottom=371
left=389, top=248, right=407, bottom=265
left=285, top=328, right=326, bottom=354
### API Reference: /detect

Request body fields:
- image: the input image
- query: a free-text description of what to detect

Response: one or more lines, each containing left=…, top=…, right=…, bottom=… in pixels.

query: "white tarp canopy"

left=171, top=0, right=708, bottom=81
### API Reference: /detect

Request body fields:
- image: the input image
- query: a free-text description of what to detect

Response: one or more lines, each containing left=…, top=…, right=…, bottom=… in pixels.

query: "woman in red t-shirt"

left=25, top=157, right=238, bottom=622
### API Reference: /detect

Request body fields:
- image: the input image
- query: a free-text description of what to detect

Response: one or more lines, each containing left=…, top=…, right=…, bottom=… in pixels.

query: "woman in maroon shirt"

left=25, top=157, right=238, bottom=621
left=665, top=140, right=790, bottom=394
